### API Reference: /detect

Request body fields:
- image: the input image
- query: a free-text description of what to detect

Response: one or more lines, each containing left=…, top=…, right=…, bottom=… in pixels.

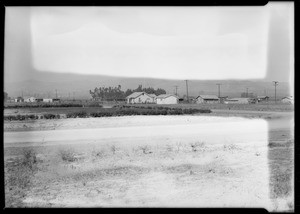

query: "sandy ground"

left=4, top=113, right=294, bottom=211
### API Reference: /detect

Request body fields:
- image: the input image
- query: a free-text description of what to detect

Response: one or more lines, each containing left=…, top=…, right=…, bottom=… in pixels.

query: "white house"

left=196, top=95, right=220, bottom=104
left=43, top=98, right=53, bottom=103
left=282, top=96, right=294, bottom=104
left=24, top=97, right=37, bottom=103
left=156, top=94, right=179, bottom=104
left=126, top=92, right=154, bottom=104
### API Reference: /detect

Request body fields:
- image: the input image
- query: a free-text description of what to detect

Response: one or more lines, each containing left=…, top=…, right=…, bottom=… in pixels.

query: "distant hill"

left=4, top=71, right=291, bottom=99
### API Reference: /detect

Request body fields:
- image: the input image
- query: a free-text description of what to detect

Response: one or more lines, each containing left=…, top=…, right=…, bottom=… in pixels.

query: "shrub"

left=43, top=113, right=58, bottom=119
left=59, top=150, right=77, bottom=162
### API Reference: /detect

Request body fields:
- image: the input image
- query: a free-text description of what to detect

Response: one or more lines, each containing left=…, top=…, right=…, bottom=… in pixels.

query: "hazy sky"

left=4, top=3, right=294, bottom=82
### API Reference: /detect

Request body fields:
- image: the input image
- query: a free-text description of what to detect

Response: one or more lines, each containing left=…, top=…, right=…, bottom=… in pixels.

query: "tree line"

left=89, top=85, right=166, bottom=101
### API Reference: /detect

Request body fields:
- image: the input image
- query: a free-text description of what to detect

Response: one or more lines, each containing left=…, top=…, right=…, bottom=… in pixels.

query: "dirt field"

left=4, top=110, right=294, bottom=211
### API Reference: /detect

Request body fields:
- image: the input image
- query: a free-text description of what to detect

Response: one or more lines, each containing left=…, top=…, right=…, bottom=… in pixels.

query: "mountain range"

left=4, top=71, right=291, bottom=99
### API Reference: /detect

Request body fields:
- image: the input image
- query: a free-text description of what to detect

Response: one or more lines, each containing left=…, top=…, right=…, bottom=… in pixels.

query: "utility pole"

left=68, top=92, right=71, bottom=100
left=174, top=86, right=178, bottom=96
left=246, top=88, right=249, bottom=98
left=185, top=80, right=189, bottom=103
left=21, top=91, right=23, bottom=98
left=55, top=89, right=58, bottom=99
left=73, top=92, right=75, bottom=101
left=273, top=81, right=279, bottom=104
left=216, top=83, right=221, bottom=98
left=264, top=88, right=266, bottom=96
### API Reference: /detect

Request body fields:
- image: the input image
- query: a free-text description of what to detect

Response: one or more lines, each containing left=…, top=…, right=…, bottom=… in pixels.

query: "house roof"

left=126, top=92, right=150, bottom=99
left=156, top=94, right=179, bottom=99
left=148, top=94, right=157, bottom=98
left=282, top=96, right=293, bottom=100
left=197, top=95, right=219, bottom=100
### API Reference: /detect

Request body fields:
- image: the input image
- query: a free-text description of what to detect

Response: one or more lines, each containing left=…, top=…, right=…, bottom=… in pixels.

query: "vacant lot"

left=4, top=114, right=294, bottom=211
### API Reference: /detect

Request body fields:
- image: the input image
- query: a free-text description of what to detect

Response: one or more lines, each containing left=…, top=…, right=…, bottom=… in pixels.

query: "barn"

left=156, top=94, right=179, bottom=104
left=126, top=92, right=154, bottom=104
left=196, top=95, right=220, bottom=104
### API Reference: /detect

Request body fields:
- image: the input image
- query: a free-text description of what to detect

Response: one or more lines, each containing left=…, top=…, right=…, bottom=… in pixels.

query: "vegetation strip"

left=4, top=106, right=211, bottom=121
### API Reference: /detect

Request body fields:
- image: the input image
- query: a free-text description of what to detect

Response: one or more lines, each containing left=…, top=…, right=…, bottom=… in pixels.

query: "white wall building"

left=24, top=97, right=37, bottom=103
left=126, top=92, right=154, bottom=104
left=156, top=94, right=179, bottom=104
left=281, top=96, right=294, bottom=104
left=43, top=98, right=53, bottom=103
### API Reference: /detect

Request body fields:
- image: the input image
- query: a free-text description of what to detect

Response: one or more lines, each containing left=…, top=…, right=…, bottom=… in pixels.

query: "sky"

left=4, top=3, right=294, bottom=84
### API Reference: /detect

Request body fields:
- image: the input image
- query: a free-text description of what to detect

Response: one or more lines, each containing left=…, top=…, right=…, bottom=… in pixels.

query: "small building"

left=43, top=98, right=53, bottom=103
left=225, top=98, right=250, bottom=104
left=156, top=94, right=179, bottom=104
left=196, top=95, right=220, bottom=104
left=24, top=97, right=37, bottom=103
left=257, top=96, right=269, bottom=102
left=281, top=96, right=294, bottom=104
left=126, top=92, right=154, bottom=104
left=52, top=98, right=61, bottom=103
left=14, top=97, right=24, bottom=102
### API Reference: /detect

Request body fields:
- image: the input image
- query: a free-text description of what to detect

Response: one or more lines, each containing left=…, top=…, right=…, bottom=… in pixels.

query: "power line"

left=273, top=81, right=279, bottom=104
left=185, top=80, right=189, bottom=103
left=174, top=86, right=178, bottom=96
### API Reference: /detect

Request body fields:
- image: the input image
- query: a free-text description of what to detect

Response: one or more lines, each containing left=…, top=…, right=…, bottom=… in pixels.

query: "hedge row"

left=66, top=108, right=211, bottom=118
left=4, top=107, right=211, bottom=121
left=4, top=114, right=61, bottom=121
left=4, top=103, right=103, bottom=109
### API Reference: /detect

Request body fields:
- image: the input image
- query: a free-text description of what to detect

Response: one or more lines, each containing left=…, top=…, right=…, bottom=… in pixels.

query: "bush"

left=59, top=150, right=77, bottom=162
left=43, top=113, right=59, bottom=119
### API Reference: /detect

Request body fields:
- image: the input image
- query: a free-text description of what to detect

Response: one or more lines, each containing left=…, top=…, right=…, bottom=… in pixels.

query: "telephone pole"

left=216, top=83, right=221, bottom=98
left=73, top=92, right=75, bottom=101
left=174, top=86, right=178, bottom=96
left=185, top=80, right=189, bottom=103
left=246, top=88, right=249, bottom=97
left=273, top=81, right=279, bottom=104
left=55, top=89, right=58, bottom=99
